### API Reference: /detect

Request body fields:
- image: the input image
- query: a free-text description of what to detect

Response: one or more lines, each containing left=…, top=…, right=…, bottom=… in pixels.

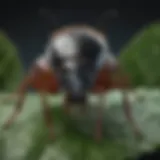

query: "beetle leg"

left=39, top=91, right=55, bottom=140
left=94, top=92, right=105, bottom=142
left=122, top=90, right=142, bottom=139
left=3, top=89, right=27, bottom=129
left=2, top=72, right=32, bottom=129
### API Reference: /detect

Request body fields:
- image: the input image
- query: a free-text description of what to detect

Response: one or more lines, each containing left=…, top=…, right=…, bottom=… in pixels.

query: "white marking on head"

left=53, top=34, right=78, bottom=58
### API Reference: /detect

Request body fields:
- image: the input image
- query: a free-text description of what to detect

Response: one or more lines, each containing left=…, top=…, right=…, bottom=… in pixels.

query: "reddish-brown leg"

left=94, top=92, right=105, bottom=142
left=40, top=92, right=55, bottom=140
left=2, top=67, right=36, bottom=129
left=122, top=90, right=142, bottom=138
left=3, top=94, right=26, bottom=129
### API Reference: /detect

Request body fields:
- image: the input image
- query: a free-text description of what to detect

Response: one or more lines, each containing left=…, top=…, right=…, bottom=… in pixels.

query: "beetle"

left=2, top=25, right=142, bottom=141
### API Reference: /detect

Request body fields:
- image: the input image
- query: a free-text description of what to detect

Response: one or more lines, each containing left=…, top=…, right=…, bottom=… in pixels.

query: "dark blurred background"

left=0, top=0, right=159, bottom=69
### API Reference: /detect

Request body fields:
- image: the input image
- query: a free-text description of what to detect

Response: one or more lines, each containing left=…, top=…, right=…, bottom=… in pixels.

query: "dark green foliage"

left=0, top=30, right=23, bottom=91
left=119, top=22, right=160, bottom=86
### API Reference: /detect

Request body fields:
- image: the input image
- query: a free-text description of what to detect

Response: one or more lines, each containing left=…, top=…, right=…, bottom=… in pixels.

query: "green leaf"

left=120, top=22, right=160, bottom=86
left=0, top=30, right=23, bottom=91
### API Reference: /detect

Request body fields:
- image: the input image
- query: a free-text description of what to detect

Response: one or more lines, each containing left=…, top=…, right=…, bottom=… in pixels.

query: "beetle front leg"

left=3, top=93, right=26, bottom=129
left=40, top=92, right=55, bottom=140
left=94, top=92, right=105, bottom=142
left=122, top=90, right=142, bottom=138
left=2, top=74, right=31, bottom=129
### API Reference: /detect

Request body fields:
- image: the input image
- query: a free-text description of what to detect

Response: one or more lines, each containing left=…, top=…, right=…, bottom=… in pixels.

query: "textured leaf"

left=0, top=89, right=160, bottom=160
